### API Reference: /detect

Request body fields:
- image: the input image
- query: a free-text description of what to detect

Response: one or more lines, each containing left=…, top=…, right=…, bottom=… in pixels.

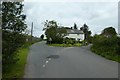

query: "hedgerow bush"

left=64, top=38, right=82, bottom=45
left=92, top=36, right=117, bottom=53
left=2, top=30, right=26, bottom=72
left=91, top=35, right=120, bottom=62
left=2, top=2, right=28, bottom=73
left=117, top=37, right=120, bottom=55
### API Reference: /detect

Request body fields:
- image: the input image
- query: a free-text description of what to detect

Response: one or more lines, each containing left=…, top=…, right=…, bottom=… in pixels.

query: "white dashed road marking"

left=42, top=65, right=45, bottom=67
left=46, top=60, right=49, bottom=64
left=48, top=58, right=51, bottom=60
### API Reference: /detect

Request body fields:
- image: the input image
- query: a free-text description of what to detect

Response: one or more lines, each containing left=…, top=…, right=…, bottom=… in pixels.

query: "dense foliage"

left=2, top=2, right=27, bottom=72
left=80, top=24, right=92, bottom=44
left=2, top=2, right=27, bottom=32
left=117, top=37, right=120, bottom=55
left=91, top=27, right=120, bottom=62
left=40, top=34, right=44, bottom=40
left=73, top=23, right=77, bottom=29
left=92, top=35, right=118, bottom=54
left=43, top=20, right=67, bottom=44
left=101, top=27, right=117, bottom=36
left=2, top=30, right=26, bottom=70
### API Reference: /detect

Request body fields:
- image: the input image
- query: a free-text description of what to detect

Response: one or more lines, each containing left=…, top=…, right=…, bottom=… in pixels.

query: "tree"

left=43, top=20, right=67, bottom=43
left=80, top=24, right=92, bottom=44
left=43, top=20, right=57, bottom=31
left=87, top=31, right=92, bottom=43
left=2, top=2, right=27, bottom=32
left=80, top=24, right=88, bottom=40
left=74, top=23, right=77, bottom=29
left=40, top=34, right=44, bottom=40
left=43, top=20, right=58, bottom=41
left=101, top=27, right=117, bottom=37
left=2, top=2, right=27, bottom=72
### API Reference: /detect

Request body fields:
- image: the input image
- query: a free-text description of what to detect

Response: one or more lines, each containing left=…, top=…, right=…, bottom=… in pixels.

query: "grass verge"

left=91, top=46, right=120, bottom=63
left=3, top=43, right=31, bottom=78
left=48, top=43, right=82, bottom=47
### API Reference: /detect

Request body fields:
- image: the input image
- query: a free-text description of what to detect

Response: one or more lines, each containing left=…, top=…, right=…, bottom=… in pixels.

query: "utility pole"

left=31, top=22, right=33, bottom=43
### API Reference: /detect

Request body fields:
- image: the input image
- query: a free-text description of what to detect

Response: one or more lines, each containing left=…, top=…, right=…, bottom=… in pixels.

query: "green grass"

left=91, top=46, right=120, bottom=63
left=48, top=43, right=82, bottom=47
left=3, top=43, right=30, bottom=78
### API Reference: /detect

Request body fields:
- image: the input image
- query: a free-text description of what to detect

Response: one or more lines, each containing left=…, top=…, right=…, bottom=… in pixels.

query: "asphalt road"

left=24, top=41, right=118, bottom=78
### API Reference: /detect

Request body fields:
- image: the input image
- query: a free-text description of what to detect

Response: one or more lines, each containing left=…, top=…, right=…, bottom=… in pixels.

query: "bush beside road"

left=3, top=40, right=41, bottom=78
left=3, top=43, right=30, bottom=78
left=91, top=35, right=120, bottom=63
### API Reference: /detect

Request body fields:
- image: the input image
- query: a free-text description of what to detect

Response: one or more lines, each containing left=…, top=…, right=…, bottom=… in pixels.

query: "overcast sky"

left=23, top=1, right=118, bottom=37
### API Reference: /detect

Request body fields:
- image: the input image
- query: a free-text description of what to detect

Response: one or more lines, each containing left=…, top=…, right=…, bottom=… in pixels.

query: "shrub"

left=2, top=30, right=26, bottom=72
left=74, top=43, right=81, bottom=46
left=2, top=2, right=27, bottom=73
left=91, top=35, right=120, bottom=62
left=64, top=38, right=80, bottom=45
left=117, top=37, right=120, bottom=55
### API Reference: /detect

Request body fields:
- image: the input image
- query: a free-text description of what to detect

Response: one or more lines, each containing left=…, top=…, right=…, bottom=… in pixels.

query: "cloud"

left=24, top=2, right=118, bottom=37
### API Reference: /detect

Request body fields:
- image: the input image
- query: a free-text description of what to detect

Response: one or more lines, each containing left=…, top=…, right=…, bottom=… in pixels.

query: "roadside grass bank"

left=2, top=43, right=30, bottom=78
left=48, top=43, right=82, bottom=47
left=2, top=41, right=40, bottom=78
left=91, top=46, right=120, bottom=63
left=90, top=36, right=120, bottom=63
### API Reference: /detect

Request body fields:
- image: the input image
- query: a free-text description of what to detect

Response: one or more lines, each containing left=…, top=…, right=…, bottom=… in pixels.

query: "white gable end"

left=65, top=34, right=84, bottom=41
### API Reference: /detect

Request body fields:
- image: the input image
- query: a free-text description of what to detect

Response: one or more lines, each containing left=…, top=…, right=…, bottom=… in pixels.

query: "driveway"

left=24, top=41, right=118, bottom=78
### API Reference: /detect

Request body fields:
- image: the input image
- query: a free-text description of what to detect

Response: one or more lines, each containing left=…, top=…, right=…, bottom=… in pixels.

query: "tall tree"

left=2, top=2, right=27, bottom=32
left=43, top=20, right=57, bottom=30
left=80, top=24, right=89, bottom=40
left=43, top=20, right=58, bottom=41
left=87, top=31, right=92, bottom=43
left=40, top=34, right=44, bottom=40
left=2, top=2, right=27, bottom=72
left=43, top=20, right=66, bottom=43
left=80, top=24, right=92, bottom=44
left=74, top=23, right=77, bottom=29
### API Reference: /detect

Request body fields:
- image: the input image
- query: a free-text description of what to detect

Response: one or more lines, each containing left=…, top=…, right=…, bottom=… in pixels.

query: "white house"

left=44, top=28, right=84, bottom=41
left=117, top=34, right=120, bottom=37
left=43, top=34, right=47, bottom=39
left=64, top=29, right=84, bottom=41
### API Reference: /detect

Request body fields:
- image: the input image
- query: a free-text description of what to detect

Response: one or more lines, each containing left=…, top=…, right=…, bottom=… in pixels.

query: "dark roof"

left=66, top=29, right=84, bottom=34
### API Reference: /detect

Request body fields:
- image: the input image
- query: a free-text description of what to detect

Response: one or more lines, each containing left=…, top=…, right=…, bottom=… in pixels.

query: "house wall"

left=43, top=34, right=47, bottom=39
left=64, top=34, right=84, bottom=41
left=117, top=34, right=120, bottom=37
left=44, top=34, right=84, bottom=41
